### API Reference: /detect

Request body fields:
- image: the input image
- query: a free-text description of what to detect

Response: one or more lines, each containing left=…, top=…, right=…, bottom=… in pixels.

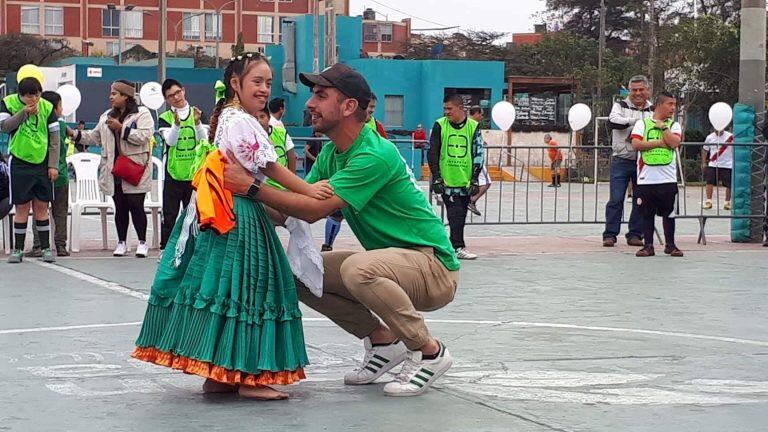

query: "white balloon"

left=139, top=81, right=165, bottom=110
left=708, top=102, right=733, bottom=132
left=56, top=84, right=81, bottom=117
left=568, top=103, right=592, bottom=131
left=491, top=101, right=516, bottom=131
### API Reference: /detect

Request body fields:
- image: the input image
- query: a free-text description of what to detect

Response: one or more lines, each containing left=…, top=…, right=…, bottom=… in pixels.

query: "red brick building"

left=0, top=0, right=349, bottom=58
left=360, top=8, right=410, bottom=58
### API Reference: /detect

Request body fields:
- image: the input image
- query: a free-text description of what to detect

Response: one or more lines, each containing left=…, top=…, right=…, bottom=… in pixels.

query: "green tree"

left=0, top=33, right=75, bottom=76
left=231, top=32, right=245, bottom=58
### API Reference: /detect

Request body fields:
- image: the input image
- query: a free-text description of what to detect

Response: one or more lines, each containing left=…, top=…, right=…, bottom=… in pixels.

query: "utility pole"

left=597, top=0, right=606, bottom=115
left=647, top=0, right=656, bottom=89
left=313, top=0, right=320, bottom=73
left=159, top=0, right=167, bottom=83
left=738, top=0, right=767, bottom=242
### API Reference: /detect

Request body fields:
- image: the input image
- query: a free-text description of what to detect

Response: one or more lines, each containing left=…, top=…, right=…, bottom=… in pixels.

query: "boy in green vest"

left=428, top=94, right=484, bottom=260
left=255, top=107, right=297, bottom=189
left=0, top=77, right=61, bottom=263
left=630, top=91, right=684, bottom=257
left=157, top=79, right=209, bottom=251
left=29, top=91, right=72, bottom=257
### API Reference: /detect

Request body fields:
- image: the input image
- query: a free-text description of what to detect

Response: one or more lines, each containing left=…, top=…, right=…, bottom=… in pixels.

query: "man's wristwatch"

left=246, top=178, right=262, bottom=199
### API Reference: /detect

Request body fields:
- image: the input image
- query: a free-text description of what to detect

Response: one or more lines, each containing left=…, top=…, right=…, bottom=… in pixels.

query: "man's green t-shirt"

left=306, top=126, right=459, bottom=271
left=54, top=119, right=69, bottom=188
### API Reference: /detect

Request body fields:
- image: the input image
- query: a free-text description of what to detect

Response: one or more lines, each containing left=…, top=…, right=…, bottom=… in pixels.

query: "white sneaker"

left=455, top=248, right=477, bottom=260
left=383, top=341, right=453, bottom=397
left=703, top=200, right=713, bottom=210
left=135, top=242, right=149, bottom=258
left=113, top=242, right=129, bottom=257
left=343, top=337, right=407, bottom=385
left=157, top=249, right=164, bottom=263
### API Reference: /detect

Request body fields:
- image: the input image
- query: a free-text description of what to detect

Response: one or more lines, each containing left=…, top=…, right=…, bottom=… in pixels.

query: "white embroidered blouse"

left=213, top=106, right=278, bottom=179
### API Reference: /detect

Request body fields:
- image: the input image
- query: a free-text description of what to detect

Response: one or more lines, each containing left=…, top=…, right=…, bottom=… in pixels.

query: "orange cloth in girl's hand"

left=192, top=150, right=236, bottom=235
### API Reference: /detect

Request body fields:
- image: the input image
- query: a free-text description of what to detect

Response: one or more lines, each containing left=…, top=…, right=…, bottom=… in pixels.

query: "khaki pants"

left=296, top=247, right=459, bottom=350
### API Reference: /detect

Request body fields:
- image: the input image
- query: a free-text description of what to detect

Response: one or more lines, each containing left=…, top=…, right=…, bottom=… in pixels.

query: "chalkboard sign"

left=514, top=92, right=557, bottom=126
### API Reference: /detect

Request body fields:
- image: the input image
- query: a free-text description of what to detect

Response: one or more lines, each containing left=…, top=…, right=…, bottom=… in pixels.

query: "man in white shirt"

left=268, top=97, right=286, bottom=128
left=630, top=91, right=683, bottom=257
left=701, top=130, right=734, bottom=210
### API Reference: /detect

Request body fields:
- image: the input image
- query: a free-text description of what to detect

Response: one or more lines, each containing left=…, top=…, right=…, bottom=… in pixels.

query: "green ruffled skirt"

left=132, top=196, right=308, bottom=385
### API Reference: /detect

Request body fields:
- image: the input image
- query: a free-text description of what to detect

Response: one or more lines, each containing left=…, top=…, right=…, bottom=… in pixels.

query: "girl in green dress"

left=132, top=53, right=332, bottom=400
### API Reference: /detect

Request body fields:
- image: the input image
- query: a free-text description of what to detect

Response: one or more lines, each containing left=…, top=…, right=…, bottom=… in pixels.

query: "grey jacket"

left=77, top=106, right=155, bottom=196
left=608, top=98, right=653, bottom=160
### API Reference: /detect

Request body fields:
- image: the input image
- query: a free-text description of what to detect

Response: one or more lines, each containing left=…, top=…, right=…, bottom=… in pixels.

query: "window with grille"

left=363, top=23, right=378, bottom=42
left=102, top=9, right=120, bottom=37
left=379, top=24, right=393, bottom=42
left=123, top=10, right=143, bottom=38
left=385, top=95, right=404, bottom=127
left=183, top=12, right=201, bottom=40
left=21, top=6, right=40, bottom=34
left=204, top=13, right=222, bottom=40
left=44, top=8, right=63, bottom=35
left=258, top=16, right=274, bottom=44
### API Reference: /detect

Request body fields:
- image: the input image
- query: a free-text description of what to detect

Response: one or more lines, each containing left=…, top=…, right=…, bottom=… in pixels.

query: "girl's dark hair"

left=208, top=52, right=271, bottom=142
left=114, top=79, right=139, bottom=122
left=41, top=91, right=62, bottom=109
left=18, top=77, right=43, bottom=96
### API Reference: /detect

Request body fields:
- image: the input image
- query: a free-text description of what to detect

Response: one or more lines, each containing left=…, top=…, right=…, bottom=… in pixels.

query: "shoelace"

left=353, top=347, right=377, bottom=373
left=394, top=354, right=420, bottom=383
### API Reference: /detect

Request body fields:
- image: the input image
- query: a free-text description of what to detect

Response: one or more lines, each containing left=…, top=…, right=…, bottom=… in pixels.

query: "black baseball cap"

left=300, top=63, right=372, bottom=110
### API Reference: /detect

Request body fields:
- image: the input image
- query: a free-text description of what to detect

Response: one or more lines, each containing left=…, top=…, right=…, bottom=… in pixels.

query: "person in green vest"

left=29, top=91, right=73, bottom=257
left=629, top=91, right=683, bottom=257
left=157, top=79, right=209, bottom=252
left=0, top=76, right=61, bottom=263
left=223, top=63, right=459, bottom=397
left=428, top=94, right=484, bottom=260
left=255, top=106, right=297, bottom=188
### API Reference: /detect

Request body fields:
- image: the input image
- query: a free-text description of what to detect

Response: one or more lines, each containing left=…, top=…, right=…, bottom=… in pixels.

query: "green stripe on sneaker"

left=368, top=359, right=384, bottom=368
left=414, top=374, right=431, bottom=383
left=372, top=354, right=389, bottom=363
left=420, top=368, right=435, bottom=376
left=364, top=366, right=378, bottom=373
left=409, top=379, right=424, bottom=388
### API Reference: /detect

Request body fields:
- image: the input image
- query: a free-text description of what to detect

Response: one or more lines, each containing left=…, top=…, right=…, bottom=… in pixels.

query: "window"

left=106, top=41, right=120, bottom=56
left=384, top=95, right=404, bottom=128
left=278, top=16, right=289, bottom=43
left=204, top=13, right=222, bottom=40
left=379, top=24, right=393, bottom=42
left=123, top=10, right=143, bottom=38
left=257, top=16, right=274, bottom=43
left=204, top=46, right=216, bottom=57
left=21, top=6, right=40, bottom=34
left=363, top=23, right=378, bottom=42
left=44, top=7, right=63, bottom=35
left=102, top=9, right=120, bottom=37
left=183, top=12, right=200, bottom=40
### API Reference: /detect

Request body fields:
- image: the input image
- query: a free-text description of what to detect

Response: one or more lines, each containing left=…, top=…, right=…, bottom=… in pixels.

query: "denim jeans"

left=603, top=157, right=643, bottom=240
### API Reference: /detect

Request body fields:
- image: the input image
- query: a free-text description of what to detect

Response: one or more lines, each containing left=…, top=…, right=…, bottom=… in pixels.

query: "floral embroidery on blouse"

left=213, top=107, right=277, bottom=175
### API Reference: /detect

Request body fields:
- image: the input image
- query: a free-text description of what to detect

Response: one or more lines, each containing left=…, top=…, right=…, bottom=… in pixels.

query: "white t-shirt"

left=630, top=118, right=682, bottom=185
left=703, top=131, right=734, bottom=169
left=269, top=115, right=284, bottom=128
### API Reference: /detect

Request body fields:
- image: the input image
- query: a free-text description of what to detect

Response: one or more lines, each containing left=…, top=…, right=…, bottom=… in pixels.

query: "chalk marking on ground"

left=18, top=261, right=768, bottom=348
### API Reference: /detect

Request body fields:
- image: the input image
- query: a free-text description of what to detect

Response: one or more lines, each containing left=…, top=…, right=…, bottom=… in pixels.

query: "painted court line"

left=25, top=261, right=768, bottom=348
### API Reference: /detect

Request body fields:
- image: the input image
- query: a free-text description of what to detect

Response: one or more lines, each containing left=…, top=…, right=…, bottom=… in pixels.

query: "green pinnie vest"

left=265, top=125, right=289, bottom=190
left=159, top=109, right=205, bottom=181
left=640, top=117, right=675, bottom=166
left=3, top=94, right=54, bottom=164
left=437, top=116, right=478, bottom=188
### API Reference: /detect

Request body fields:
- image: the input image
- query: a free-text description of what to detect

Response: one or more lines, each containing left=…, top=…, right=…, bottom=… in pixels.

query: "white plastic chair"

left=2, top=208, right=14, bottom=254
left=144, top=156, right=164, bottom=249
left=68, top=153, right=114, bottom=252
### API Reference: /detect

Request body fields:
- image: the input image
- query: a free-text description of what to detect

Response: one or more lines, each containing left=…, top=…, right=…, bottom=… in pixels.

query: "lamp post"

left=107, top=3, right=135, bottom=65
left=172, top=12, right=206, bottom=54
left=202, top=0, right=239, bottom=69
